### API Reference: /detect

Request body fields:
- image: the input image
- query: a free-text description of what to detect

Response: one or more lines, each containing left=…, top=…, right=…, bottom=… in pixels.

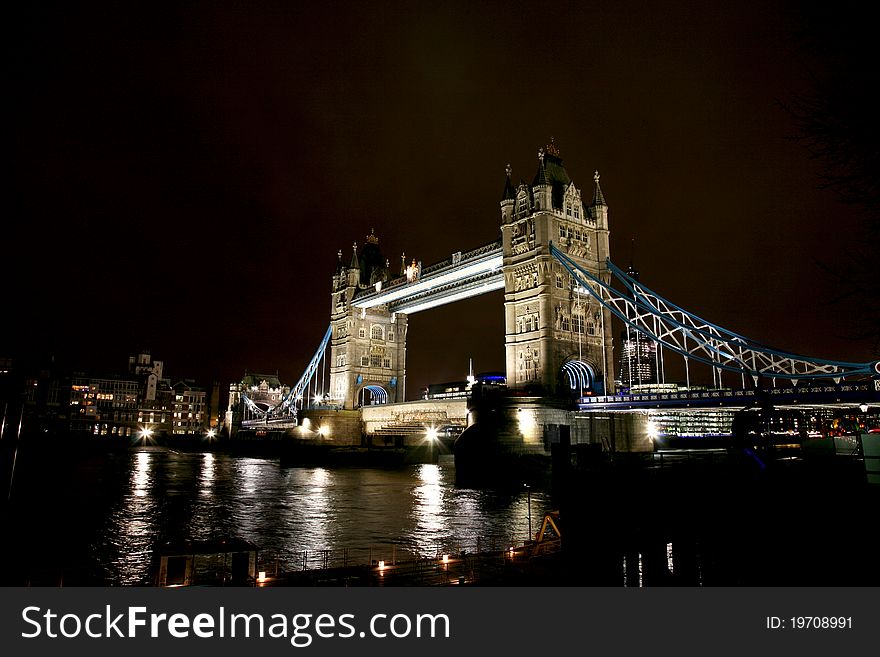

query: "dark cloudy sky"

left=7, top=1, right=876, bottom=396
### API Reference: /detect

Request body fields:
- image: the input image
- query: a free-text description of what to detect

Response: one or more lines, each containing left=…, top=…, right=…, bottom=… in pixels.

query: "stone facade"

left=329, top=232, right=408, bottom=410
left=500, top=141, right=615, bottom=396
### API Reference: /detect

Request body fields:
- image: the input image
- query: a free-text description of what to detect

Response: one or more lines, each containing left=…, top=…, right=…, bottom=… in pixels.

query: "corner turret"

left=500, top=164, right=516, bottom=223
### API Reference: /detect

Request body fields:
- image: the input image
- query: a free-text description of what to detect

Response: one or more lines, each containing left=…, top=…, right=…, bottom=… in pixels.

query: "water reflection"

left=133, top=451, right=150, bottom=497
left=409, top=464, right=447, bottom=555
left=86, top=452, right=550, bottom=584
left=107, top=451, right=159, bottom=585
left=297, top=467, right=336, bottom=550
left=200, top=453, right=215, bottom=490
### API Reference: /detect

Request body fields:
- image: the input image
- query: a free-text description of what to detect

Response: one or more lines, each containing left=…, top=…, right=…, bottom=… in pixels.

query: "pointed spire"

left=591, top=170, right=607, bottom=207
left=534, top=148, right=548, bottom=185
left=350, top=242, right=359, bottom=269
left=501, top=163, right=516, bottom=201
left=400, top=252, right=407, bottom=276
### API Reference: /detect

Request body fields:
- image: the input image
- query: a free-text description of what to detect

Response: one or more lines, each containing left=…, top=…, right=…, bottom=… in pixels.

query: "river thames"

left=1, top=447, right=548, bottom=586
left=3, top=439, right=879, bottom=587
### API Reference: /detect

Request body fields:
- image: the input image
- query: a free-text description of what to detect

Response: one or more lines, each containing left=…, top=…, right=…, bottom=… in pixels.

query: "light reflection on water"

left=105, top=451, right=159, bottom=584
left=99, top=451, right=548, bottom=585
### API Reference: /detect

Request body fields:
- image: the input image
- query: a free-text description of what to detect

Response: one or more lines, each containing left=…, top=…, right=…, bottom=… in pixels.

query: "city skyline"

left=8, top=1, right=877, bottom=398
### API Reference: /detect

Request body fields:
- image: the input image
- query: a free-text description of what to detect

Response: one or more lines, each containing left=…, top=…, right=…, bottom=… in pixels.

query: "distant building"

left=136, top=378, right=174, bottom=436
left=69, top=373, right=140, bottom=437
left=208, top=379, right=221, bottom=428
left=423, top=372, right=506, bottom=400
left=128, top=349, right=165, bottom=400
left=171, top=380, right=207, bottom=434
left=616, top=264, right=658, bottom=391
left=226, top=373, right=290, bottom=427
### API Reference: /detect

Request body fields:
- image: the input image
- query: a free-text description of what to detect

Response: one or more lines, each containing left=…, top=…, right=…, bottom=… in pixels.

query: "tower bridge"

left=325, top=140, right=615, bottom=413
left=232, top=140, right=879, bottom=452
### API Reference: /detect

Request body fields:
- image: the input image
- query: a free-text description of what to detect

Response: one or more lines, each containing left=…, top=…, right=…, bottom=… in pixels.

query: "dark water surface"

left=1, top=446, right=549, bottom=585
left=3, top=442, right=878, bottom=587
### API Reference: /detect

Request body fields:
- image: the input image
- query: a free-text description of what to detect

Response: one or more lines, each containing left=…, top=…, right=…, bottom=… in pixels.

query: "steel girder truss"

left=241, top=325, right=333, bottom=420
left=550, top=244, right=879, bottom=383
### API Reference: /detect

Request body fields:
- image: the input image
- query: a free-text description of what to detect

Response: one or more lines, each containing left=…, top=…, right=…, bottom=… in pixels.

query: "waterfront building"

left=171, top=380, right=207, bottom=434
left=136, top=379, right=174, bottom=436
left=128, top=349, right=164, bottom=402
left=69, top=373, right=140, bottom=436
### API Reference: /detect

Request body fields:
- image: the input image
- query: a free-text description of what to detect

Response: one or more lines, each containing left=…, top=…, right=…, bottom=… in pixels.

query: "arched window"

left=371, top=325, right=384, bottom=340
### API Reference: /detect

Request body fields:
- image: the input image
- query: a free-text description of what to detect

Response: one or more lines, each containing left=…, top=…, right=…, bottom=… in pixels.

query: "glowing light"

left=395, top=278, right=505, bottom=314
left=647, top=421, right=659, bottom=440
left=317, top=425, right=330, bottom=437
left=378, top=560, right=385, bottom=570
left=362, top=385, right=388, bottom=405
left=257, top=571, right=267, bottom=583
left=441, top=554, right=449, bottom=563
left=561, top=360, right=593, bottom=391
left=301, top=418, right=311, bottom=430
left=517, top=409, right=536, bottom=432
left=426, top=426, right=439, bottom=442
left=206, top=428, right=216, bottom=439
left=354, top=253, right=503, bottom=311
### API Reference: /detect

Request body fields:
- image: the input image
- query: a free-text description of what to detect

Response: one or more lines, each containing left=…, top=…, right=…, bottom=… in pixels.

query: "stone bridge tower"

left=329, top=231, right=408, bottom=409
left=500, top=140, right=615, bottom=396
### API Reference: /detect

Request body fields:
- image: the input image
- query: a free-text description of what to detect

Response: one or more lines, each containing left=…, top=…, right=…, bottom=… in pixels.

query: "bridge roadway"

left=351, top=240, right=503, bottom=314
left=577, top=381, right=880, bottom=411
left=241, top=382, right=877, bottom=446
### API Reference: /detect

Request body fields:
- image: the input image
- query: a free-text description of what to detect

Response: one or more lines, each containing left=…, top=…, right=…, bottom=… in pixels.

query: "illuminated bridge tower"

left=501, top=141, right=615, bottom=396
left=329, top=231, right=408, bottom=409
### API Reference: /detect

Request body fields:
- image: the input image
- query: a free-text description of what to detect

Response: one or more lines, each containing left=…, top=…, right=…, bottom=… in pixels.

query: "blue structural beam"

left=241, top=325, right=333, bottom=420
left=550, top=243, right=880, bottom=382
left=275, top=324, right=333, bottom=413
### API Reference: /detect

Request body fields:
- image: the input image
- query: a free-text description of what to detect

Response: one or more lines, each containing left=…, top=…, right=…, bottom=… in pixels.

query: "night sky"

left=7, top=1, right=877, bottom=398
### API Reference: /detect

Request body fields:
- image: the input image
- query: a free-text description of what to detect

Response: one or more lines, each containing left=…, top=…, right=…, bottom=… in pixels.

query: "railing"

left=580, top=382, right=878, bottom=407
left=254, top=533, right=558, bottom=585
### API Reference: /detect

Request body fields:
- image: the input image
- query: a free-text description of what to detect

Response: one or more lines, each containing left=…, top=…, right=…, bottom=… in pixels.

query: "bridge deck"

left=579, top=382, right=879, bottom=410
left=352, top=240, right=503, bottom=314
